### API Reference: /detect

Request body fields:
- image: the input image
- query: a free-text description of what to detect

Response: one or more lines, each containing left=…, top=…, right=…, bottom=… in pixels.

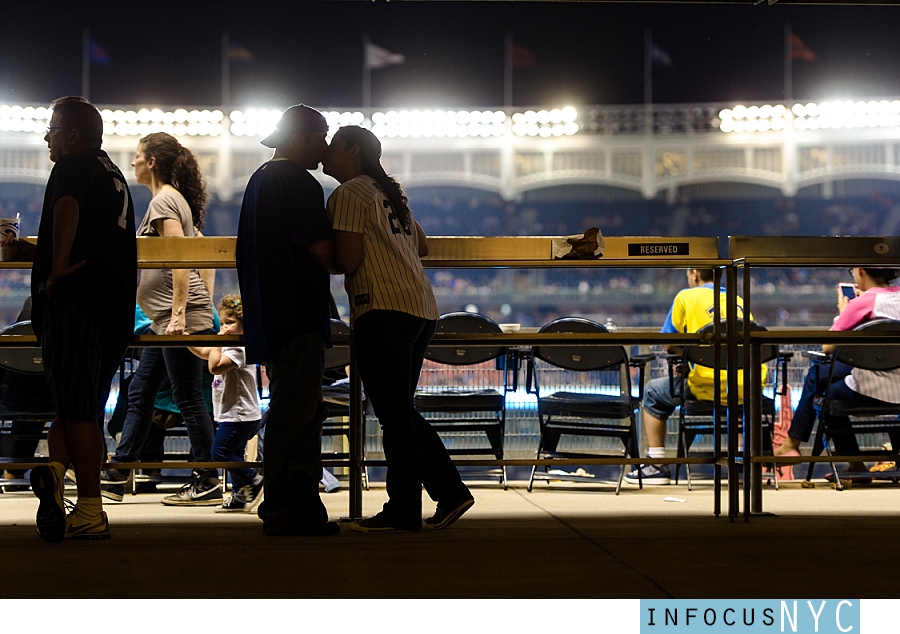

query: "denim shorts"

left=642, top=375, right=696, bottom=420
left=41, top=299, right=131, bottom=421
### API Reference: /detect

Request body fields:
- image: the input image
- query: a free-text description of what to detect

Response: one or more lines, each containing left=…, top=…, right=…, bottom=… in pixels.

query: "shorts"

left=642, top=375, right=696, bottom=420
left=41, top=299, right=132, bottom=422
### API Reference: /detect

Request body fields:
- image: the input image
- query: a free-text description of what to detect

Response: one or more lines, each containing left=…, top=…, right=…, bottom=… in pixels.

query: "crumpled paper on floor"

left=551, top=227, right=605, bottom=260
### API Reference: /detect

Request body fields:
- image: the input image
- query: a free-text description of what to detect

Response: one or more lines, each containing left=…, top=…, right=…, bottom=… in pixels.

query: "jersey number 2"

left=385, top=199, right=411, bottom=236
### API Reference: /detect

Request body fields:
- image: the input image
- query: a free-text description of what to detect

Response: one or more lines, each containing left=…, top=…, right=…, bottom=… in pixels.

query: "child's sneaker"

left=215, top=494, right=249, bottom=513
left=624, top=464, right=670, bottom=485
left=64, top=511, right=111, bottom=540
left=241, top=478, right=264, bottom=513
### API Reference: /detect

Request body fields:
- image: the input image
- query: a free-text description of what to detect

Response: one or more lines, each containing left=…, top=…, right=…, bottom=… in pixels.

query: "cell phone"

left=838, top=283, right=856, bottom=300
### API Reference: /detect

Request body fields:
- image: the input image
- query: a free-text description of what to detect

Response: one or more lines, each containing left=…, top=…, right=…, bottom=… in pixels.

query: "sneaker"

left=240, top=478, right=264, bottom=513
left=30, top=465, right=66, bottom=543
left=321, top=469, right=341, bottom=493
left=100, top=468, right=128, bottom=484
left=351, top=513, right=420, bottom=533
left=64, top=511, right=111, bottom=540
left=215, top=494, right=249, bottom=513
left=161, top=473, right=223, bottom=507
left=100, top=482, right=126, bottom=502
left=624, top=464, right=670, bottom=485
left=424, top=497, right=475, bottom=530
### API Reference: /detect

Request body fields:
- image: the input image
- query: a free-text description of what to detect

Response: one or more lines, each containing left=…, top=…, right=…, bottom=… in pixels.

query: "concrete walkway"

left=2, top=478, right=899, bottom=598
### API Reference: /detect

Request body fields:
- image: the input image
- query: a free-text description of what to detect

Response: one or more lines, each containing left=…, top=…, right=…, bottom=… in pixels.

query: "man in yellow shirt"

left=626, top=268, right=756, bottom=485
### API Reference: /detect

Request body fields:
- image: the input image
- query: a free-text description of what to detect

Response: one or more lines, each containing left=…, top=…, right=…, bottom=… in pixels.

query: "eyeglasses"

left=45, top=126, right=71, bottom=134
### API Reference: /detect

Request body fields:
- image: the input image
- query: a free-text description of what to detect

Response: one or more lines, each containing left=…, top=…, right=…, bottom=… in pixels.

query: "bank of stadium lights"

left=370, top=110, right=508, bottom=138
left=99, top=108, right=224, bottom=137
left=791, top=100, right=900, bottom=130
left=717, top=104, right=788, bottom=133
left=0, top=105, right=51, bottom=132
left=2, top=103, right=580, bottom=139
left=512, top=107, right=579, bottom=137
left=718, top=100, right=900, bottom=133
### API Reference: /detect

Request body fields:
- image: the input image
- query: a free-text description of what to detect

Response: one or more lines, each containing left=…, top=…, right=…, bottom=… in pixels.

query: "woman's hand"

left=166, top=312, right=186, bottom=335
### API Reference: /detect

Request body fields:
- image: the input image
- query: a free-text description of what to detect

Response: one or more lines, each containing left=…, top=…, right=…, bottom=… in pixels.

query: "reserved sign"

left=628, top=242, right=691, bottom=256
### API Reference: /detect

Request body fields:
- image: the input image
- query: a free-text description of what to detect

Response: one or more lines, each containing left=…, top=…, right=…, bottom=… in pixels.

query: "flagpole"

left=644, top=29, right=653, bottom=135
left=222, top=31, right=231, bottom=108
left=504, top=32, right=513, bottom=108
left=644, top=29, right=652, bottom=107
left=362, top=33, right=371, bottom=109
left=81, top=27, right=90, bottom=99
left=784, top=23, right=792, bottom=105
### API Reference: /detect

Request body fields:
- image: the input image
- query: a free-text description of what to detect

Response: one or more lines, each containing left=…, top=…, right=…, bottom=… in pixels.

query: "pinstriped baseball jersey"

left=328, top=176, right=438, bottom=321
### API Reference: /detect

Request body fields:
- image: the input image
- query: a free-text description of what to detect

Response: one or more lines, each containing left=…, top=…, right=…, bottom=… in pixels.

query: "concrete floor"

left=2, top=477, right=899, bottom=599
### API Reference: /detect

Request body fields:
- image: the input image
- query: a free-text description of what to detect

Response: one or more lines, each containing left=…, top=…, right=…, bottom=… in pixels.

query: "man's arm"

left=48, top=195, right=86, bottom=295
left=308, top=238, right=339, bottom=274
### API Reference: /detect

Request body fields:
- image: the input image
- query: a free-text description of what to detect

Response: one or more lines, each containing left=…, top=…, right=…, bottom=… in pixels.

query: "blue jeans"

left=353, top=310, right=471, bottom=530
left=212, top=419, right=261, bottom=490
left=789, top=360, right=890, bottom=454
left=114, top=337, right=217, bottom=478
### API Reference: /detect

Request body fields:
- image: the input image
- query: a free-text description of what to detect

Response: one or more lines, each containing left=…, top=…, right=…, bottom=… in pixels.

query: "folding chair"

left=526, top=317, right=652, bottom=494
left=321, top=318, right=368, bottom=489
left=415, top=312, right=512, bottom=489
left=0, top=321, right=56, bottom=489
left=804, top=318, right=900, bottom=490
left=667, top=319, right=786, bottom=490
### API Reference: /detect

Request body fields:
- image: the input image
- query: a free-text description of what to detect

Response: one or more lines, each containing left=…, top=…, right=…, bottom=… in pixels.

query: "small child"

left=189, top=294, right=263, bottom=512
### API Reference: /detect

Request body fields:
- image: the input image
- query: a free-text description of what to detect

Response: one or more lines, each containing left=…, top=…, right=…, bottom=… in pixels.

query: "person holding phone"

left=775, top=267, right=900, bottom=480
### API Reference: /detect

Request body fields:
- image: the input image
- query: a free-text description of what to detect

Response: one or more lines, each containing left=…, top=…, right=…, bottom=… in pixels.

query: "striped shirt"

left=328, top=176, right=438, bottom=321
left=833, top=286, right=900, bottom=403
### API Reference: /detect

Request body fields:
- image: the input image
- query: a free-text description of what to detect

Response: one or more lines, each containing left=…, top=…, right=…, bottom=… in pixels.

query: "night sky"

left=1, top=1, right=899, bottom=109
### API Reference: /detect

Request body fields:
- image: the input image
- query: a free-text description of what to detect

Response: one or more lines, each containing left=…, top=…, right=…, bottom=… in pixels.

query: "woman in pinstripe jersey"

left=325, top=126, right=474, bottom=532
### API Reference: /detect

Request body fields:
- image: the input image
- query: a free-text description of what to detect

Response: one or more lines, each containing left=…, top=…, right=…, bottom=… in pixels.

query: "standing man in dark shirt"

left=29, top=96, right=137, bottom=542
left=236, top=104, right=338, bottom=536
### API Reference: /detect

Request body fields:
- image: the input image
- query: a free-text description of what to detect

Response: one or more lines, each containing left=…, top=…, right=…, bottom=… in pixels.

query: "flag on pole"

left=790, top=34, right=816, bottom=61
left=228, top=44, right=254, bottom=63
left=88, top=39, right=111, bottom=65
left=365, top=42, right=405, bottom=69
left=650, top=41, right=672, bottom=67
left=510, top=42, right=536, bottom=69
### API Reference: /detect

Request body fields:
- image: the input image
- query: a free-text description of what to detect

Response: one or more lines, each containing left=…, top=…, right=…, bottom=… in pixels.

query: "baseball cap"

left=259, top=104, right=328, bottom=148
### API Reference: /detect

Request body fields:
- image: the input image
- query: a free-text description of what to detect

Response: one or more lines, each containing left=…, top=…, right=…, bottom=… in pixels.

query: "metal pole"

left=81, top=28, right=90, bottom=99
left=348, top=324, right=363, bottom=520
left=726, top=264, right=739, bottom=521
left=362, top=33, right=371, bottom=109
left=713, top=267, right=722, bottom=517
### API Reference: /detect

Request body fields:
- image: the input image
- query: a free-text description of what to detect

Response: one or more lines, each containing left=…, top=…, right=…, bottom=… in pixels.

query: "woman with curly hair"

left=189, top=294, right=263, bottom=512
left=324, top=125, right=473, bottom=532
left=102, top=132, right=220, bottom=506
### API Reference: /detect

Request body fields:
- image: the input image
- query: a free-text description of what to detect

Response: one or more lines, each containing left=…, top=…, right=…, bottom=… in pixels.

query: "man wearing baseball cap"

left=236, top=104, right=339, bottom=536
